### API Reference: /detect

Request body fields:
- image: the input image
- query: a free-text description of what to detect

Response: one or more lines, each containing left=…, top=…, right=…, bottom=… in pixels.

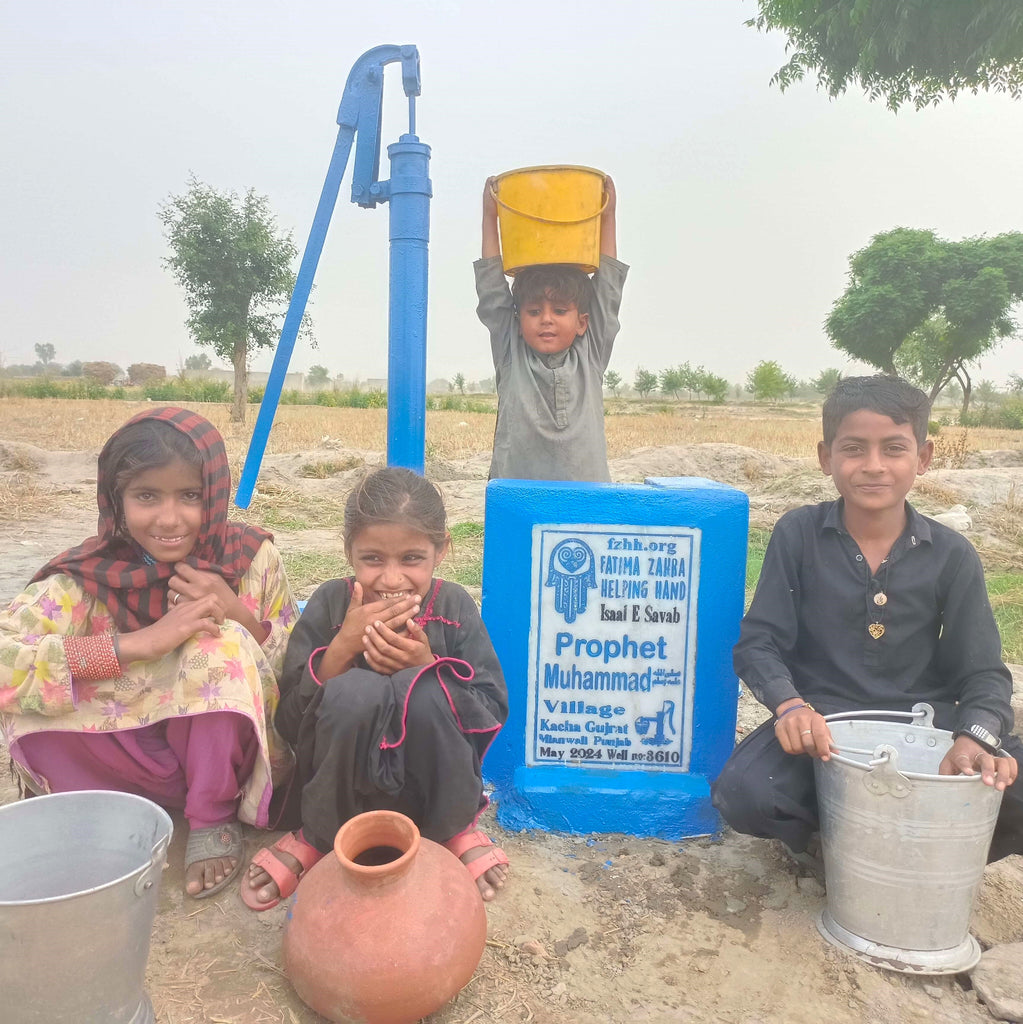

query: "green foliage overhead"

left=750, top=0, right=1023, bottom=111
left=827, top=228, right=1023, bottom=406
left=159, top=177, right=307, bottom=422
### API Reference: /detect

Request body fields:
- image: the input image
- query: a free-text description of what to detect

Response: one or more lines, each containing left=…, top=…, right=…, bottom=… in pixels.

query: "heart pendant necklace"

left=867, top=555, right=891, bottom=640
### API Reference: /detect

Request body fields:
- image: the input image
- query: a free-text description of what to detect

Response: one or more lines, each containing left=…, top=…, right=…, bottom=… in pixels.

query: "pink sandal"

left=241, top=831, right=324, bottom=911
left=444, top=829, right=509, bottom=884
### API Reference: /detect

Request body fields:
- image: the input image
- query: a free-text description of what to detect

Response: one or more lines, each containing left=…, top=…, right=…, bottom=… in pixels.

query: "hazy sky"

left=3, top=1, right=1022, bottom=390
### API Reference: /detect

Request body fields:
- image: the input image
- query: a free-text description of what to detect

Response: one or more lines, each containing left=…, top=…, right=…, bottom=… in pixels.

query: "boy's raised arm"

left=599, top=176, right=617, bottom=259
left=482, top=177, right=500, bottom=260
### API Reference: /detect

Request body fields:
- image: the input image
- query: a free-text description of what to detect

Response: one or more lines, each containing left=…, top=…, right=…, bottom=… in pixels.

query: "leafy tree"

left=827, top=229, right=1023, bottom=412
left=184, top=352, right=212, bottom=371
left=603, top=369, right=623, bottom=397
left=749, top=1, right=1023, bottom=111
left=128, top=363, right=166, bottom=385
left=34, top=343, right=56, bottom=367
left=634, top=368, right=658, bottom=397
left=452, top=372, right=466, bottom=395
left=975, top=379, right=999, bottom=411
left=698, top=370, right=730, bottom=404
left=659, top=366, right=684, bottom=400
left=82, top=361, right=122, bottom=385
left=306, top=364, right=330, bottom=389
left=746, top=360, right=795, bottom=402
left=811, top=368, right=842, bottom=395
left=159, top=177, right=308, bottom=422
left=479, top=376, right=495, bottom=393
left=61, top=360, right=83, bottom=378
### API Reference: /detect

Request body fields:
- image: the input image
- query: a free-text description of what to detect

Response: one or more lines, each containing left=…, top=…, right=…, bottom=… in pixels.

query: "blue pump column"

left=385, top=135, right=431, bottom=473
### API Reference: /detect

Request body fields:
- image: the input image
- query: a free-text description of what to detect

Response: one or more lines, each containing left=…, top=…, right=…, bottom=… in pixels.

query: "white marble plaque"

left=525, top=523, right=700, bottom=772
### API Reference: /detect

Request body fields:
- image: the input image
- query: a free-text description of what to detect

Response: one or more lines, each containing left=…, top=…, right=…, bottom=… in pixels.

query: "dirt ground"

left=3, top=437, right=1023, bottom=1024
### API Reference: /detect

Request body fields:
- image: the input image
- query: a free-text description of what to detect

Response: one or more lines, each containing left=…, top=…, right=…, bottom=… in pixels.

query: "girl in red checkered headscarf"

left=1, top=407, right=298, bottom=899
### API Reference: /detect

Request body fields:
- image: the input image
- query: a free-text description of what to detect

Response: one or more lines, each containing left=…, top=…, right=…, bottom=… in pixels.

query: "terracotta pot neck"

left=333, top=811, right=420, bottom=886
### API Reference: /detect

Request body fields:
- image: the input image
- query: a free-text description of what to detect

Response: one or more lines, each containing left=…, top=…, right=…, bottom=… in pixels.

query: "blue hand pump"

left=235, top=44, right=431, bottom=508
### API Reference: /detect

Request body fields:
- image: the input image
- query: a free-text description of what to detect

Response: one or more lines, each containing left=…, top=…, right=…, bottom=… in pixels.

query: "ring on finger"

left=172, top=592, right=181, bottom=605
left=800, top=729, right=812, bottom=737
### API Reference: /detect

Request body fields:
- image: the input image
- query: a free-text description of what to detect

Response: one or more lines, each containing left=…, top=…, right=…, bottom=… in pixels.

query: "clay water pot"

left=282, top=810, right=488, bottom=1024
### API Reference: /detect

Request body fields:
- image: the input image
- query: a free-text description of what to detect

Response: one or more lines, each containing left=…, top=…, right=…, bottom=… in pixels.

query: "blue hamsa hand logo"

left=546, top=538, right=596, bottom=623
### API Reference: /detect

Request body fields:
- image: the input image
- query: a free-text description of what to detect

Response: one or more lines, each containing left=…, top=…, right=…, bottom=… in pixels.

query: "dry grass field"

left=3, top=395, right=1022, bottom=460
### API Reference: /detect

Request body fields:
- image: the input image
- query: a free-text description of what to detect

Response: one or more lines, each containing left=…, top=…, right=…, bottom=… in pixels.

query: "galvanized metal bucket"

left=0, top=790, right=173, bottom=1023
left=813, top=703, right=1002, bottom=974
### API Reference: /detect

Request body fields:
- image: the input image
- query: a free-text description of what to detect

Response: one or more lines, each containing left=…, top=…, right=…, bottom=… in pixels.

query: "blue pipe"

left=385, top=134, right=431, bottom=472
left=235, top=125, right=354, bottom=508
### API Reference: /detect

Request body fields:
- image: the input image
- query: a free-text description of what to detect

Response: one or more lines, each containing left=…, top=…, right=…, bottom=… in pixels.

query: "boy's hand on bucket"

left=940, top=736, right=1018, bottom=790
left=773, top=699, right=833, bottom=760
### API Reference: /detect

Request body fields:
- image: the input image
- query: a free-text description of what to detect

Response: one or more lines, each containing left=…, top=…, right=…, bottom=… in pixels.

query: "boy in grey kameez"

left=475, top=176, right=627, bottom=482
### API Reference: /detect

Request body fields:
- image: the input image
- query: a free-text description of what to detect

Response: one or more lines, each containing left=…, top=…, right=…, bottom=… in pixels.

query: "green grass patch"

left=745, top=528, right=772, bottom=610
left=297, top=457, right=362, bottom=479
left=986, top=572, right=1023, bottom=664
left=281, top=551, right=348, bottom=599
left=443, top=521, right=484, bottom=589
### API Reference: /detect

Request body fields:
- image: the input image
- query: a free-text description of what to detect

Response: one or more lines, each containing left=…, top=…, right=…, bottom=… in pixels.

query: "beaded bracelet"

left=774, top=701, right=814, bottom=725
left=64, top=634, right=123, bottom=682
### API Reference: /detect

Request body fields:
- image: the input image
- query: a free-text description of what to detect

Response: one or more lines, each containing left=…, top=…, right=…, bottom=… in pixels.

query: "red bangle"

left=64, top=634, right=122, bottom=682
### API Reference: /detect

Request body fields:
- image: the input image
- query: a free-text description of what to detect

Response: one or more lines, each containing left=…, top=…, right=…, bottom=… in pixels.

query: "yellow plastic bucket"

left=492, top=165, right=607, bottom=275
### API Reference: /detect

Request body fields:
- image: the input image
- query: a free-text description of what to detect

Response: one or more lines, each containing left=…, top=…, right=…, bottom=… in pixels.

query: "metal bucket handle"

left=824, top=703, right=926, bottom=796
left=823, top=702, right=1004, bottom=789
left=133, top=831, right=171, bottom=898
left=823, top=701, right=934, bottom=736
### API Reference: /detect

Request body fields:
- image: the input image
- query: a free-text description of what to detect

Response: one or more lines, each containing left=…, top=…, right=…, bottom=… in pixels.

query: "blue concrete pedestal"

left=481, top=478, right=749, bottom=840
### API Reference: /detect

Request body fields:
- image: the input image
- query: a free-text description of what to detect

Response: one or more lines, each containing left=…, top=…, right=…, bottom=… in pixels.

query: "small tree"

left=34, top=343, right=56, bottom=368
left=659, top=366, right=684, bottom=399
left=811, top=368, right=843, bottom=395
left=746, top=360, right=795, bottom=402
left=699, top=371, right=730, bottom=404
left=452, top=372, right=466, bottom=395
left=604, top=369, right=623, bottom=397
left=306, top=364, right=330, bottom=389
left=128, top=363, right=166, bottom=385
left=184, top=352, right=212, bottom=371
left=479, top=376, right=496, bottom=393
left=160, top=177, right=309, bottom=422
left=61, top=360, right=83, bottom=378
left=82, top=361, right=122, bottom=385
left=634, top=368, right=658, bottom=397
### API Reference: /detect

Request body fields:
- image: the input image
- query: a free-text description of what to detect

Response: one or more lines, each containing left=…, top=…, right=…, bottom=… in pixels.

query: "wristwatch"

left=956, top=723, right=1001, bottom=754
